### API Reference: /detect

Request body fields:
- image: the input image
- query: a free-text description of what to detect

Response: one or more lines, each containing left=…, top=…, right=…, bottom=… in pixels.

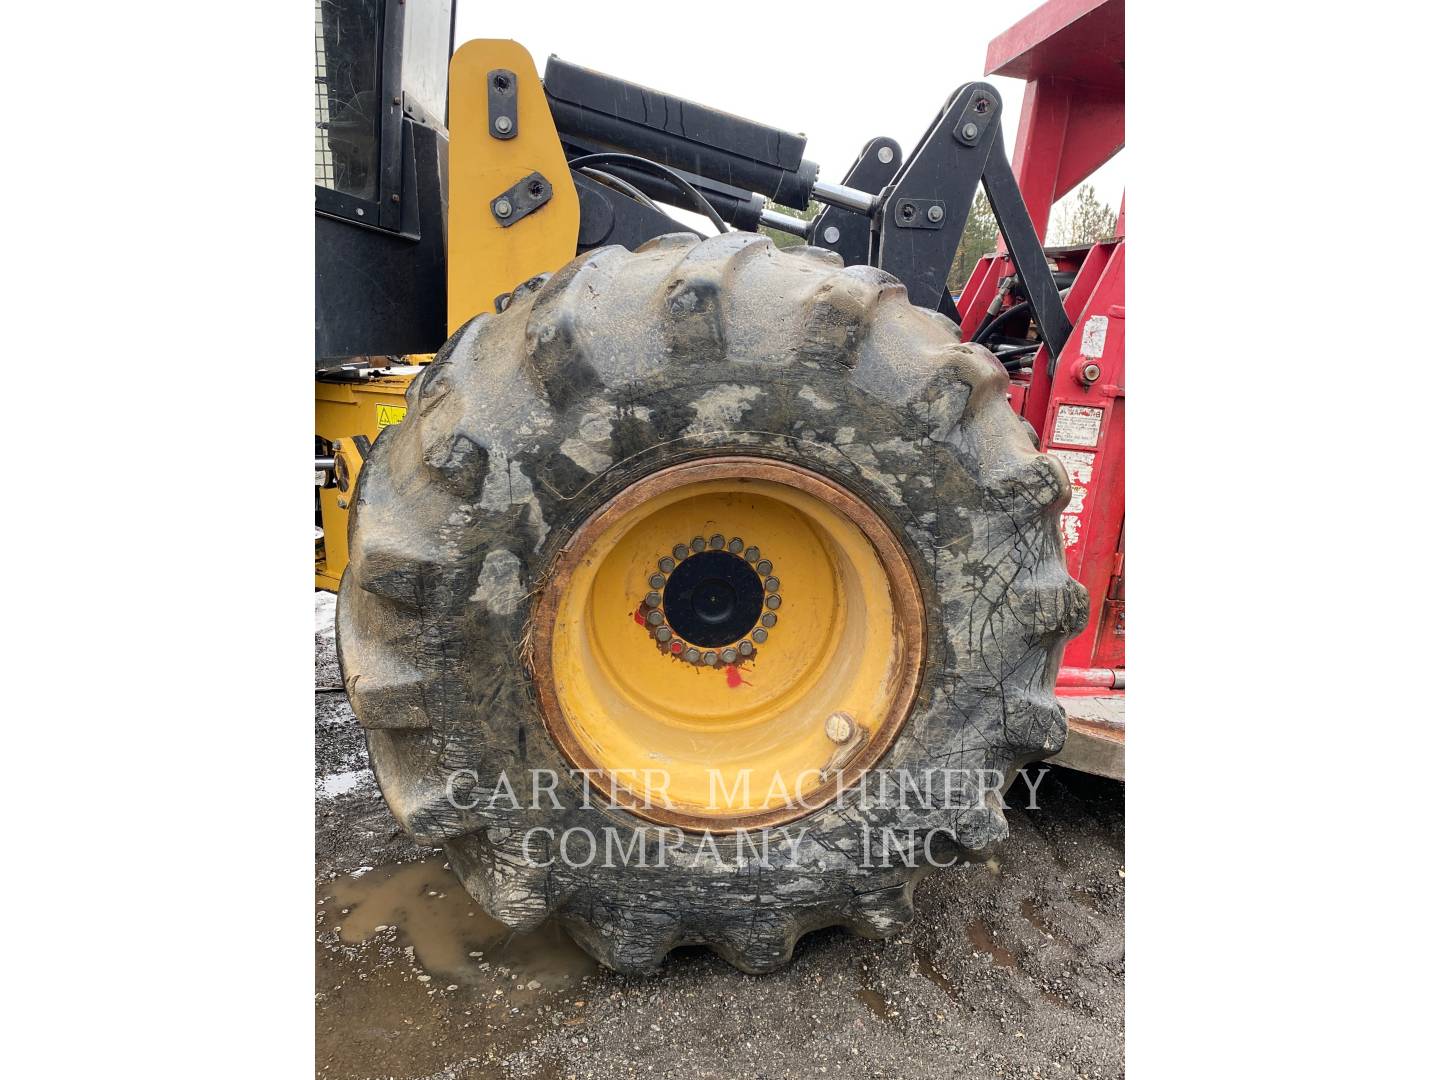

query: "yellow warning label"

left=375, top=403, right=408, bottom=429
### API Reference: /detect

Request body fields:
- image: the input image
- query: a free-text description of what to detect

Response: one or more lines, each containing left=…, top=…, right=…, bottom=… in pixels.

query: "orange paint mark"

left=633, top=605, right=648, bottom=626
left=725, top=664, right=745, bottom=688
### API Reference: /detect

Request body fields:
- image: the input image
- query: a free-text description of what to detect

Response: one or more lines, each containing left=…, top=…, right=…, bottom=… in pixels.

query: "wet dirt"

left=315, top=590, right=1125, bottom=1079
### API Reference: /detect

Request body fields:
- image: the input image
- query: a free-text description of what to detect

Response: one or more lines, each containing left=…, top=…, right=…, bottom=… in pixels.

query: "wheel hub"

left=532, top=456, right=924, bottom=830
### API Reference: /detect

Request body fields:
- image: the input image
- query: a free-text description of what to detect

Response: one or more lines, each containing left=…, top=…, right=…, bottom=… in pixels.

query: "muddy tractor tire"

left=337, top=233, right=1087, bottom=975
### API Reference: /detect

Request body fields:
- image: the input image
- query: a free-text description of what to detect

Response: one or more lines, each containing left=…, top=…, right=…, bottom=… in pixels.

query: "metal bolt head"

left=649, top=573, right=665, bottom=589
left=765, top=594, right=782, bottom=610
left=760, top=612, right=777, bottom=628
left=691, top=536, right=706, bottom=554
left=877, top=146, right=894, bottom=164
left=644, top=592, right=662, bottom=608
left=961, top=122, right=979, bottom=141
left=720, top=648, right=738, bottom=664
left=493, top=115, right=513, bottom=134
left=709, top=534, right=726, bottom=550
left=927, top=205, right=944, bottom=223
left=494, top=198, right=513, bottom=218
left=822, top=225, right=840, bottom=244
left=825, top=711, right=855, bottom=743
left=738, top=641, right=754, bottom=657
left=684, top=647, right=700, bottom=664
left=1081, top=362, right=1102, bottom=383
left=752, top=628, right=768, bottom=644
left=655, top=627, right=672, bottom=643
left=756, top=559, right=773, bottom=576
left=673, top=544, right=689, bottom=561
left=728, top=537, right=744, bottom=554
left=702, top=651, right=717, bottom=666
left=659, top=556, right=676, bottom=574
left=646, top=609, right=664, bottom=626
left=744, top=546, right=761, bottom=563
left=764, top=577, right=780, bottom=592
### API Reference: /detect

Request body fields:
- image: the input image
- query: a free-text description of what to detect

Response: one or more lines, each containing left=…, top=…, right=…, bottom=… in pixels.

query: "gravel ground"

left=315, top=592, right=1125, bottom=1079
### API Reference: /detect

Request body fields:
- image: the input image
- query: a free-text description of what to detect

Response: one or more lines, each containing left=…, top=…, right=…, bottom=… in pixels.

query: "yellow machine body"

left=316, top=40, right=580, bottom=591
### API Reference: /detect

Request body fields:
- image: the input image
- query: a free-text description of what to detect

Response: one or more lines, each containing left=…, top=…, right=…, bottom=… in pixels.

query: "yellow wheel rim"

left=532, top=457, right=924, bottom=831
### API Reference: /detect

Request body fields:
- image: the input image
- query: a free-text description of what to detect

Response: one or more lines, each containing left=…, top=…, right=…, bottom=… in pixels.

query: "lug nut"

left=825, top=712, right=855, bottom=743
left=765, top=595, right=782, bottom=610
left=728, top=537, right=744, bottom=553
left=760, top=612, right=777, bottom=628
left=752, top=628, right=768, bottom=644
left=649, top=573, right=665, bottom=589
left=764, top=577, right=780, bottom=592
left=756, top=559, right=773, bottom=576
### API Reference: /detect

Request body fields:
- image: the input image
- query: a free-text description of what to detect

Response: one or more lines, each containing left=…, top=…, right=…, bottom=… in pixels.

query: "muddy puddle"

left=965, top=919, right=1018, bottom=968
left=320, top=857, right=598, bottom=997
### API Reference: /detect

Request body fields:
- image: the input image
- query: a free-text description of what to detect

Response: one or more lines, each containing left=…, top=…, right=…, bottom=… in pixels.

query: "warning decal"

left=375, top=403, right=407, bottom=429
left=1048, top=448, right=1096, bottom=550
left=1052, top=404, right=1103, bottom=448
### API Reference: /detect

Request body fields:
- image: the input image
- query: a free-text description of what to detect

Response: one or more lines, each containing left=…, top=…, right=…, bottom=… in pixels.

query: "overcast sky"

left=457, top=2, right=1125, bottom=236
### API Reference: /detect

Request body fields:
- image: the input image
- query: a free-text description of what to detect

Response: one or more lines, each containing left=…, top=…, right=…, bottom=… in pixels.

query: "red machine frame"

left=957, top=0, right=1125, bottom=707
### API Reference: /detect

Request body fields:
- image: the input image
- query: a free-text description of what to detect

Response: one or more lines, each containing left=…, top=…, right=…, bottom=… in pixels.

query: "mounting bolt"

left=494, top=198, right=513, bottom=219
left=927, top=205, right=944, bottom=223
left=764, top=577, right=780, bottom=592
left=720, top=647, right=738, bottom=664
left=649, top=573, right=665, bottom=589
left=646, top=610, right=665, bottom=627
left=961, top=122, right=979, bottom=141
left=728, top=537, right=744, bottom=554
left=709, top=534, right=726, bottom=550
left=756, top=559, right=773, bottom=576
left=493, top=115, right=513, bottom=135
left=702, top=651, right=718, bottom=666
left=391, top=193, right=401, bottom=204
left=673, top=544, right=690, bottom=561
left=744, top=546, right=761, bottom=563
left=659, top=557, right=676, bottom=574
left=691, top=536, right=706, bottom=553
left=752, top=628, right=768, bottom=644
left=644, top=592, right=662, bottom=608
left=823, top=225, right=841, bottom=244
left=765, top=595, right=782, bottom=610
left=760, top=612, right=777, bottom=628
left=738, top=641, right=755, bottom=657
left=825, top=711, right=856, bottom=743
left=684, top=647, right=701, bottom=664
left=1081, top=362, right=1102, bottom=384
left=877, top=146, right=894, bottom=164
left=655, top=627, right=672, bottom=643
